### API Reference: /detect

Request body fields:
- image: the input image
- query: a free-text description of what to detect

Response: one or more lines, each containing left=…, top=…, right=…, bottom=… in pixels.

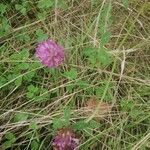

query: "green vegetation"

left=0, top=0, right=150, bottom=149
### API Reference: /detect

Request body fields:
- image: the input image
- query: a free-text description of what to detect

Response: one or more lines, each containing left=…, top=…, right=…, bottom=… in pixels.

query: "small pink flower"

left=52, top=128, right=79, bottom=150
left=35, top=39, right=64, bottom=67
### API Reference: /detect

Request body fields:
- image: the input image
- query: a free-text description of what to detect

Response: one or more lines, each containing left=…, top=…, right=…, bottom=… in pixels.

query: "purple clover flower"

left=52, top=128, right=79, bottom=150
left=35, top=39, right=64, bottom=68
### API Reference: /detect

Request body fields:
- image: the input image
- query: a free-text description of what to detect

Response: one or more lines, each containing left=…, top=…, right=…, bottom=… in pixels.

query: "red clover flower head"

left=35, top=39, right=64, bottom=68
left=52, top=128, right=79, bottom=150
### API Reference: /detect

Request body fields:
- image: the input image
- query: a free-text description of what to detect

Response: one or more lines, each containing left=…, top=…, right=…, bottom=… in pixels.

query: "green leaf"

left=130, top=109, right=140, bottom=119
left=57, top=1, right=68, bottom=10
left=89, top=55, right=97, bottom=66
left=63, top=68, right=77, bottom=80
left=64, top=107, right=71, bottom=125
left=99, top=3, right=112, bottom=34
left=15, top=4, right=22, bottom=10
left=0, top=3, right=7, bottom=14
left=15, top=76, right=22, bottom=86
left=97, top=48, right=112, bottom=66
left=24, top=34, right=31, bottom=42
left=26, top=132, right=33, bottom=139
left=121, top=100, right=134, bottom=112
left=95, top=85, right=113, bottom=101
left=100, top=31, right=111, bottom=46
left=73, top=120, right=100, bottom=130
left=0, top=17, right=11, bottom=36
left=29, top=62, right=42, bottom=69
left=37, top=11, right=47, bottom=20
left=31, top=140, right=39, bottom=150
left=20, top=7, right=27, bottom=15
left=73, top=120, right=89, bottom=130
left=76, top=80, right=90, bottom=88
left=15, top=4, right=27, bottom=15
left=91, top=0, right=99, bottom=6
left=0, top=76, right=7, bottom=87
left=10, top=49, right=29, bottom=61
left=0, top=44, right=7, bottom=53
left=14, top=112, right=28, bottom=122
left=34, top=96, right=44, bottom=102
left=24, top=71, right=36, bottom=82
left=27, top=92, right=34, bottom=99
left=17, top=63, right=29, bottom=70
left=37, top=0, right=54, bottom=9
left=83, top=47, right=98, bottom=67
left=35, top=132, right=40, bottom=142
left=27, top=85, right=39, bottom=100
left=27, top=85, right=39, bottom=93
left=29, top=122, right=38, bottom=130
left=20, top=48, right=30, bottom=60
left=66, top=84, right=74, bottom=92
left=83, top=47, right=95, bottom=57
left=122, top=0, right=129, bottom=9
left=52, top=118, right=65, bottom=129
left=36, top=29, right=48, bottom=42
left=2, top=141, right=13, bottom=149
left=96, top=87, right=104, bottom=97
left=10, top=53, right=19, bottom=60
left=88, top=120, right=100, bottom=129
left=5, top=132, right=16, bottom=141
left=34, top=88, right=49, bottom=102
left=17, top=33, right=31, bottom=42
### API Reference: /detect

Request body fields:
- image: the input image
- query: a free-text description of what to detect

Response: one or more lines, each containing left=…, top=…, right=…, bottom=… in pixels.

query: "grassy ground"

left=0, top=0, right=150, bottom=150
